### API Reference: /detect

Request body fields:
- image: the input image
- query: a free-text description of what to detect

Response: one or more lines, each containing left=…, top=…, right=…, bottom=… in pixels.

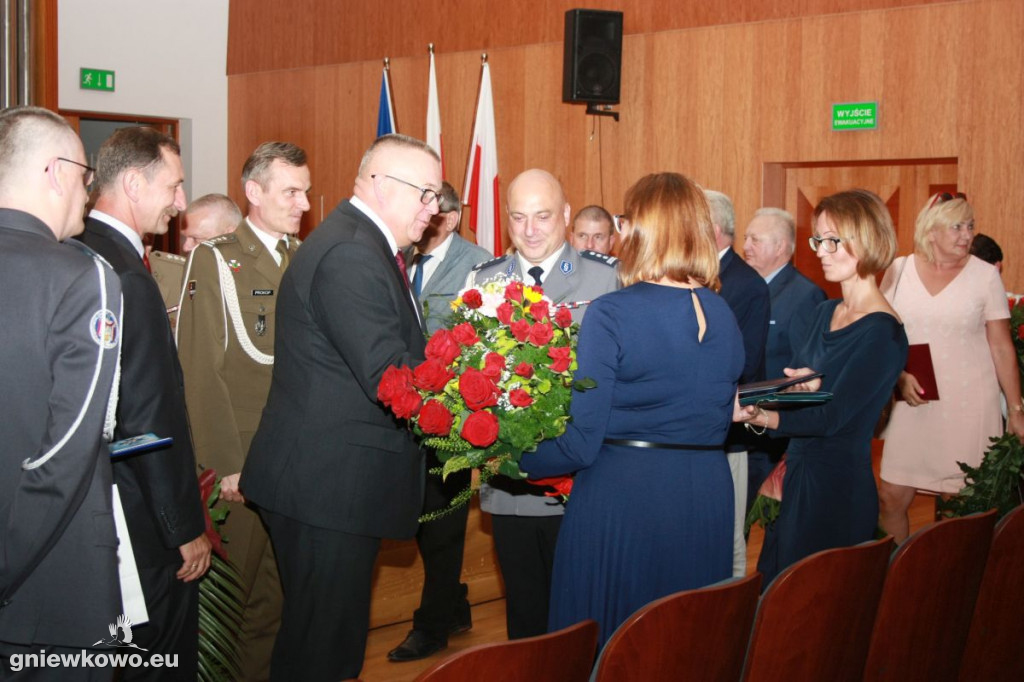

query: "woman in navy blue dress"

left=735, top=189, right=908, bottom=585
left=520, top=172, right=744, bottom=646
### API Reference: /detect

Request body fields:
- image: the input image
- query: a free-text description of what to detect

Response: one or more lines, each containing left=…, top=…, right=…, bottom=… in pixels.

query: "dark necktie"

left=395, top=250, right=410, bottom=289
left=527, top=265, right=544, bottom=286
left=142, top=251, right=152, bottom=273
left=276, top=239, right=290, bottom=268
left=411, top=253, right=433, bottom=298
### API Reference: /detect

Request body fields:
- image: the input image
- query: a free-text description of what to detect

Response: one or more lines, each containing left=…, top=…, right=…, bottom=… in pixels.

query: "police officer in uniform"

left=467, top=168, right=618, bottom=640
left=175, top=142, right=310, bottom=682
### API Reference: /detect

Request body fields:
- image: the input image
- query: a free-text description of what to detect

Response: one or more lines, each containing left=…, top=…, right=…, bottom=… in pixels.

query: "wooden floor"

left=360, top=445, right=940, bottom=682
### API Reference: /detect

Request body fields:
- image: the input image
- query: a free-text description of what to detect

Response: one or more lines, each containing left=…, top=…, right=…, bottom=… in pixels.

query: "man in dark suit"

left=240, top=134, right=442, bottom=681
left=742, top=207, right=826, bottom=504
left=0, top=106, right=123, bottom=680
left=78, top=127, right=210, bottom=680
left=706, top=189, right=771, bottom=577
left=468, top=169, right=619, bottom=640
left=387, top=182, right=490, bottom=662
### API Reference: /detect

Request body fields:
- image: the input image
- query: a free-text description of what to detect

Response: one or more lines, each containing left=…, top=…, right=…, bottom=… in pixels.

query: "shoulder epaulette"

left=472, top=254, right=511, bottom=271
left=150, top=250, right=186, bottom=264
left=580, top=250, right=618, bottom=267
left=201, top=233, right=238, bottom=248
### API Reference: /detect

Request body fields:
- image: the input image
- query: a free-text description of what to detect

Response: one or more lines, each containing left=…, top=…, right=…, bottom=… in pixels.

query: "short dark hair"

left=573, top=205, right=614, bottom=230
left=241, top=141, right=308, bottom=190
left=969, top=233, right=1003, bottom=265
left=94, top=126, right=180, bottom=192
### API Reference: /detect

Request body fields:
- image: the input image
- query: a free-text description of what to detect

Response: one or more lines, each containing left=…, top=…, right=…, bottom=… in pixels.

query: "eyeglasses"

left=371, top=174, right=441, bottom=205
left=808, top=236, right=853, bottom=254
left=50, top=157, right=96, bottom=188
left=612, top=214, right=627, bottom=233
left=928, top=191, right=967, bottom=209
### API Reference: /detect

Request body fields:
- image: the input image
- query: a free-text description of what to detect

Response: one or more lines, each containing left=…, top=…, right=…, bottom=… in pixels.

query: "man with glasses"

left=241, top=134, right=441, bottom=680
left=705, top=189, right=770, bottom=578
left=0, top=106, right=123, bottom=679
left=78, top=126, right=210, bottom=679
left=175, top=142, right=309, bottom=681
left=387, top=181, right=490, bottom=663
left=742, top=208, right=826, bottom=511
left=466, top=168, right=619, bottom=640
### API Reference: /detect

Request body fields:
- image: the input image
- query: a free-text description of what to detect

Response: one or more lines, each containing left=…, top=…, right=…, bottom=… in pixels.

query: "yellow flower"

left=524, top=287, right=543, bottom=304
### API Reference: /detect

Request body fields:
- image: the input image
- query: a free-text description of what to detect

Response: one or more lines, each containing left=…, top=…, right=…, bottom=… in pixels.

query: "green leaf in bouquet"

left=535, top=378, right=553, bottom=394
left=937, top=433, right=1024, bottom=519
left=573, top=377, right=597, bottom=391
left=498, top=458, right=527, bottom=479
left=441, top=455, right=472, bottom=480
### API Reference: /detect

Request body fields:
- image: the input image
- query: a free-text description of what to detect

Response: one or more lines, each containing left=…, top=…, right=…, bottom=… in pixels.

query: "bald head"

left=0, top=106, right=91, bottom=241
left=353, top=134, right=442, bottom=248
left=506, top=169, right=571, bottom=264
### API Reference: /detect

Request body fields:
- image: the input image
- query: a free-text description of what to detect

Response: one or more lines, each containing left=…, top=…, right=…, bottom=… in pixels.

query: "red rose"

left=528, top=322, right=554, bottom=347
left=452, top=322, right=481, bottom=347
left=482, top=352, right=506, bottom=380
left=504, top=281, right=524, bottom=302
left=424, top=329, right=461, bottom=365
left=554, top=307, right=573, bottom=328
left=391, top=388, right=423, bottom=420
left=529, top=300, right=550, bottom=322
left=530, top=475, right=574, bottom=498
left=758, top=457, right=787, bottom=502
left=496, top=302, right=514, bottom=325
left=548, top=346, right=572, bottom=373
left=510, top=318, right=532, bottom=342
left=461, top=410, right=500, bottom=447
left=413, top=359, right=455, bottom=393
left=508, top=388, right=534, bottom=408
left=514, top=362, right=535, bottom=379
left=418, top=399, right=454, bottom=436
left=462, top=288, right=483, bottom=309
left=378, top=365, right=414, bottom=406
left=459, top=368, right=500, bottom=410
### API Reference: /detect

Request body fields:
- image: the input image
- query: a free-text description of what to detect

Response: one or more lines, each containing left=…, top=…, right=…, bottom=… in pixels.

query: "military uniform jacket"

left=470, top=242, right=619, bottom=516
left=149, top=249, right=185, bottom=330
left=0, top=209, right=123, bottom=647
left=78, top=217, right=206, bottom=569
left=176, top=221, right=299, bottom=476
left=241, top=199, right=427, bottom=539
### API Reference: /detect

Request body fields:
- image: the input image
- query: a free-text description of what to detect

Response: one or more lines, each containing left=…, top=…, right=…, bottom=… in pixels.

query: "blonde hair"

left=813, top=189, right=897, bottom=278
left=618, top=173, right=720, bottom=290
left=914, top=193, right=973, bottom=263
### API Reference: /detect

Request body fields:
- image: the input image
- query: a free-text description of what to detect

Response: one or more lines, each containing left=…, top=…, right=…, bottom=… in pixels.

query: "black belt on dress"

left=603, top=438, right=723, bottom=451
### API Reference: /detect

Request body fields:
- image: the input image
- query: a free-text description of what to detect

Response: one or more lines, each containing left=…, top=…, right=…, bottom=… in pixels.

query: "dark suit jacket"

left=719, top=249, right=771, bottom=384
left=409, top=233, right=492, bottom=334
left=241, top=199, right=427, bottom=539
left=0, top=210, right=122, bottom=647
left=765, top=263, right=828, bottom=380
left=78, top=217, right=206, bottom=569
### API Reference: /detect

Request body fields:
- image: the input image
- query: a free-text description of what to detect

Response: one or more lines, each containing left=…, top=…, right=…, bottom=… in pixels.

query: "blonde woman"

left=521, top=172, right=743, bottom=645
left=878, top=193, right=1024, bottom=541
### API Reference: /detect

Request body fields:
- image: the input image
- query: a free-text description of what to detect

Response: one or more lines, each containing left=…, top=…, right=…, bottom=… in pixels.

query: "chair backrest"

left=413, top=619, right=599, bottom=682
left=863, top=510, right=998, bottom=682
left=591, top=573, right=762, bottom=682
left=741, top=536, right=893, bottom=682
left=958, top=504, right=1024, bottom=682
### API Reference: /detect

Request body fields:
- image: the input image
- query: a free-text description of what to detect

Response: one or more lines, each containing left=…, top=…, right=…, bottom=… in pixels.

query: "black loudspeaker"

left=562, top=9, right=623, bottom=105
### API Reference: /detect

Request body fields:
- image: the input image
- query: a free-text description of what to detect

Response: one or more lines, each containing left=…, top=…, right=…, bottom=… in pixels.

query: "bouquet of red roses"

left=377, top=275, right=589, bottom=517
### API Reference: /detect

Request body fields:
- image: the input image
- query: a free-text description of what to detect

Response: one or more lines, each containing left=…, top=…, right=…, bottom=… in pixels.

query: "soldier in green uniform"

left=175, top=142, right=310, bottom=681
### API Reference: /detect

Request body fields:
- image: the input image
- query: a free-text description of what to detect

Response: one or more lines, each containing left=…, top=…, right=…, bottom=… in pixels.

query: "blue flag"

left=377, top=66, right=396, bottom=137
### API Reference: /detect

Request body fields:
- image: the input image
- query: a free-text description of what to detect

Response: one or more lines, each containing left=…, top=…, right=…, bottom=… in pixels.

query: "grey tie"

left=527, top=266, right=544, bottom=286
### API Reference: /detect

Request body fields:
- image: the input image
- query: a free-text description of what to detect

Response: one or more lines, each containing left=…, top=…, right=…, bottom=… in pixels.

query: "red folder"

left=900, top=343, right=939, bottom=401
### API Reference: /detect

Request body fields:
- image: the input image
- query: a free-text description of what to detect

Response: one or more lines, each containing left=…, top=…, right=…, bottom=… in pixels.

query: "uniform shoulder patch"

left=472, top=254, right=510, bottom=271
left=150, top=250, right=186, bottom=264
left=580, top=250, right=618, bottom=266
left=202, top=233, right=238, bottom=248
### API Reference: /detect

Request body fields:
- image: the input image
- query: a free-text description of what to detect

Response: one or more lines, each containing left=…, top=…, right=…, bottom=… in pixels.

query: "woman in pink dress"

left=878, top=192, right=1024, bottom=541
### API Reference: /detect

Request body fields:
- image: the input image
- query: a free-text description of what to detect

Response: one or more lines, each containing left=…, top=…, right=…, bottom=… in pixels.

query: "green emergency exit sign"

left=832, top=101, right=877, bottom=130
left=80, top=68, right=115, bottom=92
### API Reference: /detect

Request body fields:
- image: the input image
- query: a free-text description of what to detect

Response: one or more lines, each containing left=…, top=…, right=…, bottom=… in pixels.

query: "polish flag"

left=426, top=47, right=444, bottom=175
left=376, top=62, right=396, bottom=137
left=462, top=60, right=501, bottom=256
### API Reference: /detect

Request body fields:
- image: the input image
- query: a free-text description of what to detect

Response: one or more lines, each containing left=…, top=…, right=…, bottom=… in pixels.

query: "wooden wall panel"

left=228, top=0, right=954, bottom=75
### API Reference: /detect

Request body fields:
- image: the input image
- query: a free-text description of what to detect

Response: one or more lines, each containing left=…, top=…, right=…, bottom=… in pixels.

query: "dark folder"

left=900, top=343, right=939, bottom=401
